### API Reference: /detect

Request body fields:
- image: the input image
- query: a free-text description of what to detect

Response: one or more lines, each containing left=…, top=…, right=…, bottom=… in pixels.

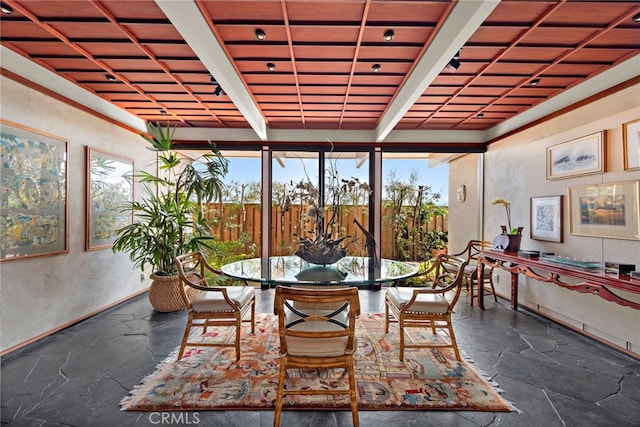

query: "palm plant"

left=112, top=122, right=228, bottom=276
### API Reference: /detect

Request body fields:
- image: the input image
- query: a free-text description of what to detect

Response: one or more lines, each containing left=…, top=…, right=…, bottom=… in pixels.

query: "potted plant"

left=112, top=122, right=229, bottom=312
left=491, top=198, right=524, bottom=252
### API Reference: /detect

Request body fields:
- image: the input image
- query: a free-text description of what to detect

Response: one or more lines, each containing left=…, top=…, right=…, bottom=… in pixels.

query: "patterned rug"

left=121, top=313, right=516, bottom=412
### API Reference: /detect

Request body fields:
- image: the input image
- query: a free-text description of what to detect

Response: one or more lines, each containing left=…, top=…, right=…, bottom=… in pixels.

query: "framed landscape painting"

left=569, top=181, right=640, bottom=240
left=85, top=147, right=134, bottom=250
left=530, top=195, right=563, bottom=242
left=623, top=118, right=640, bottom=171
left=0, top=120, right=69, bottom=261
left=547, top=131, right=604, bottom=180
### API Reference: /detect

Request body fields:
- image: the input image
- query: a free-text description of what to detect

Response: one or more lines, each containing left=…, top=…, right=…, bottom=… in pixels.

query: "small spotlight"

left=210, top=75, right=217, bottom=84
left=633, top=12, right=640, bottom=22
left=105, top=74, right=116, bottom=82
left=383, top=29, right=394, bottom=41
left=371, top=64, right=381, bottom=73
left=444, top=58, right=460, bottom=73
left=160, top=110, right=167, bottom=115
left=266, top=62, right=276, bottom=72
left=214, top=85, right=225, bottom=97
left=530, top=78, right=540, bottom=86
left=476, top=113, right=484, bottom=119
left=255, top=28, right=266, bottom=40
left=0, top=3, right=13, bottom=14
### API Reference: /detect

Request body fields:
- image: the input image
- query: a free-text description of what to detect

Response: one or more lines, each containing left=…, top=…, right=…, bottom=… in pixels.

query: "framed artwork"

left=622, top=118, right=640, bottom=171
left=530, top=195, right=563, bottom=242
left=85, top=147, right=134, bottom=250
left=0, top=120, right=69, bottom=261
left=546, top=131, right=604, bottom=180
left=569, top=181, right=640, bottom=240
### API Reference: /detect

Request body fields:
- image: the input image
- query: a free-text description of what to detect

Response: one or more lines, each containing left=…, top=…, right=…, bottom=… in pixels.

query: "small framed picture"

left=569, top=181, right=640, bottom=240
left=623, top=118, right=640, bottom=171
left=530, top=195, right=563, bottom=242
left=546, top=131, right=604, bottom=180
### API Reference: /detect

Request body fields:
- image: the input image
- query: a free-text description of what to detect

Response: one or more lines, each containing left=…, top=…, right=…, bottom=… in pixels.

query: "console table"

left=477, top=251, right=640, bottom=311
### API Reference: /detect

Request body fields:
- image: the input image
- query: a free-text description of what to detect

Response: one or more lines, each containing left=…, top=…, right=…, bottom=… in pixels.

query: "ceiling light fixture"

left=160, top=110, right=167, bottom=115
left=476, top=113, right=484, bottom=119
left=255, top=28, right=266, bottom=40
left=210, top=75, right=217, bottom=84
left=105, top=74, right=116, bottom=82
left=371, top=64, right=381, bottom=73
left=383, top=30, right=394, bottom=41
left=529, top=78, right=540, bottom=86
left=0, top=3, right=13, bottom=14
left=266, top=62, right=276, bottom=72
left=214, top=85, right=225, bottom=97
left=633, top=12, right=640, bottom=22
left=444, top=50, right=461, bottom=73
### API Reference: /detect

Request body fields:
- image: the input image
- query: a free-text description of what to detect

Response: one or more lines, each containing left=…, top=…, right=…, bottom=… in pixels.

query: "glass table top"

left=220, top=256, right=418, bottom=286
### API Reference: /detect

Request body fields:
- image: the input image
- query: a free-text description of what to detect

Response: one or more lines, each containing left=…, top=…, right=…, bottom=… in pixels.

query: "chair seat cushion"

left=386, top=287, right=448, bottom=314
left=192, top=286, right=254, bottom=312
left=284, top=309, right=350, bottom=357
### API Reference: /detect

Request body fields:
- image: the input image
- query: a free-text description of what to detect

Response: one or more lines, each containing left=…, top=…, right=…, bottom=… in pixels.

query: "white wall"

left=450, top=83, right=640, bottom=356
left=0, top=77, right=156, bottom=352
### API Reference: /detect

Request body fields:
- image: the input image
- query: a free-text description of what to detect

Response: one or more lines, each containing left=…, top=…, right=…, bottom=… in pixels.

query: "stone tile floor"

left=2, top=288, right=639, bottom=426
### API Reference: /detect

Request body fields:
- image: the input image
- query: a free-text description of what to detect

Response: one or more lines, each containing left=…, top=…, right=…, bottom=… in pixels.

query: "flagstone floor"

left=2, top=288, right=639, bottom=427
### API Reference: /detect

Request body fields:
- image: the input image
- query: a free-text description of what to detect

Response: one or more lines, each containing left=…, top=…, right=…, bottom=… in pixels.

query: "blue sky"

left=222, top=156, right=449, bottom=205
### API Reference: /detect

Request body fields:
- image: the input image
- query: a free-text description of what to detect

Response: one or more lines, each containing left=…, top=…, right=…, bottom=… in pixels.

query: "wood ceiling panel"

left=289, top=25, right=361, bottom=42
left=202, top=0, right=284, bottom=21
left=292, top=46, right=357, bottom=59
left=285, top=2, right=366, bottom=22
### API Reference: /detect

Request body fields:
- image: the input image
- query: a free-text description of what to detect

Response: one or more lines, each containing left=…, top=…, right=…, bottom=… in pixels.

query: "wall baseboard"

left=1, top=288, right=149, bottom=357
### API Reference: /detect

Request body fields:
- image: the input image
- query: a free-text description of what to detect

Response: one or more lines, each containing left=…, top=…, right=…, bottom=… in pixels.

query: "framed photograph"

left=0, top=120, right=69, bottom=261
left=530, top=195, right=563, bottom=242
left=623, top=118, right=640, bottom=171
left=569, top=181, right=640, bottom=240
left=547, top=131, right=604, bottom=180
left=85, top=147, right=134, bottom=250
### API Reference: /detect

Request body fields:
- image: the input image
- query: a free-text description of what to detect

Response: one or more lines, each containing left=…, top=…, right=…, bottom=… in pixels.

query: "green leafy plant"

left=112, top=122, right=229, bottom=275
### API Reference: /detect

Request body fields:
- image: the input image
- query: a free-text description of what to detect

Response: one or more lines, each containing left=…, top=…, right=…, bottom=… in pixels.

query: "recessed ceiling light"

left=383, top=30, right=394, bottom=41
left=633, top=12, right=640, bottom=22
left=105, top=74, right=116, bottom=82
left=255, top=28, right=266, bottom=40
left=476, top=113, right=484, bottom=119
left=267, top=62, right=276, bottom=72
left=371, top=64, right=381, bottom=73
left=160, top=110, right=167, bottom=115
left=530, top=78, right=540, bottom=86
left=0, top=3, right=13, bottom=14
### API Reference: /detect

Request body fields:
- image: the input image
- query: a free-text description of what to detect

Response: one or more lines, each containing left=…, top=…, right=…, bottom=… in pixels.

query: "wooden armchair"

left=174, top=252, right=255, bottom=361
left=385, top=254, right=468, bottom=361
left=450, top=239, right=497, bottom=306
left=273, top=286, right=361, bottom=427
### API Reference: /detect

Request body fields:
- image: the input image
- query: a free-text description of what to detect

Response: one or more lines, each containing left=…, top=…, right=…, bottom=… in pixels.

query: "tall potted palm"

left=112, top=122, right=228, bottom=312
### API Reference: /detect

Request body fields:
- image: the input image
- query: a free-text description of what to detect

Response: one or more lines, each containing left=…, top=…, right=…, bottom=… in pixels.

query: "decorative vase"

left=500, top=226, right=524, bottom=253
left=295, top=239, right=347, bottom=265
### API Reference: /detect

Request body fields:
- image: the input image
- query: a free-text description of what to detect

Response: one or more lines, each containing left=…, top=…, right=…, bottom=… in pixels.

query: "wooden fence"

left=206, top=203, right=447, bottom=259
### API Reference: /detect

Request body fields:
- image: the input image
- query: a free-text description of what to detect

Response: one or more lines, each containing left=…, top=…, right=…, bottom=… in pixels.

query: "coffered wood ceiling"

left=1, top=0, right=639, bottom=150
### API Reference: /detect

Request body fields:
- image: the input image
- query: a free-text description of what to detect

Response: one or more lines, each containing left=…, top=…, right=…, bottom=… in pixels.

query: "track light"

left=0, top=3, right=13, bottom=14
left=383, top=29, right=394, bottom=41
left=529, top=78, right=540, bottom=86
left=371, top=64, right=381, bottom=73
left=266, top=62, right=276, bottom=72
left=255, top=28, right=266, bottom=40
left=214, top=85, right=225, bottom=97
left=444, top=50, right=461, bottom=73
left=105, top=74, right=116, bottom=82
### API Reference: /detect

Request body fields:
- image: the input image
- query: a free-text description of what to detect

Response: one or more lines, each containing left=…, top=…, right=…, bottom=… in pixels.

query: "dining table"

left=220, top=255, right=419, bottom=289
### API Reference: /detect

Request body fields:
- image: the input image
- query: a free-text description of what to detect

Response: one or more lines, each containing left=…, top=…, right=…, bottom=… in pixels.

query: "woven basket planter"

left=148, top=273, right=190, bottom=312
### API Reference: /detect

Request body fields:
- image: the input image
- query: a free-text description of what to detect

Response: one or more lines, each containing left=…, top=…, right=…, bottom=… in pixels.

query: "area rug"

left=121, top=313, right=516, bottom=412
